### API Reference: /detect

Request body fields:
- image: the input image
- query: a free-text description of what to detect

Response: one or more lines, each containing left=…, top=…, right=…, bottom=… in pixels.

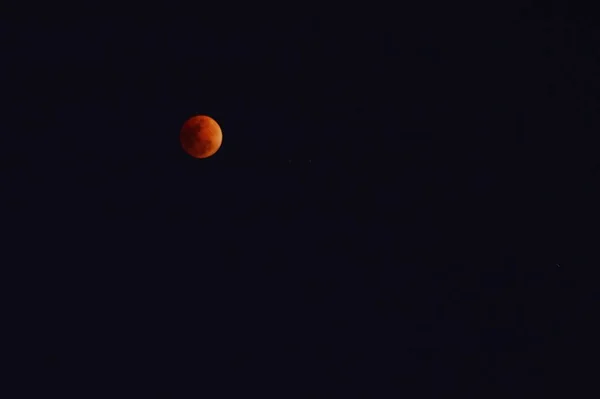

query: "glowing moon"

left=180, top=115, right=223, bottom=159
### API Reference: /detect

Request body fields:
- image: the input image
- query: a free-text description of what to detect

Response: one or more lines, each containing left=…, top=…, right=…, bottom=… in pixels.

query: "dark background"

left=2, top=2, right=591, bottom=396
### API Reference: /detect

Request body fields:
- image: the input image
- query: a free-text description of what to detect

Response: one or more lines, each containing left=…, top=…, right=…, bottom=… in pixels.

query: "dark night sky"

left=2, top=3, right=591, bottom=395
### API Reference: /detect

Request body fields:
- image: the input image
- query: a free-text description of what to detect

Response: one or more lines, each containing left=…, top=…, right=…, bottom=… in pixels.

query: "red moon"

left=180, top=115, right=223, bottom=159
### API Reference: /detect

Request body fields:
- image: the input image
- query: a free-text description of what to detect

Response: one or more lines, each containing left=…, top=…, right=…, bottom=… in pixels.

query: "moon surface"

left=180, top=115, right=223, bottom=159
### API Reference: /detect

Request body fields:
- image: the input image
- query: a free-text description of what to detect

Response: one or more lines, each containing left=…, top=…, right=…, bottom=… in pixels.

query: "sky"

left=2, top=4, right=589, bottom=395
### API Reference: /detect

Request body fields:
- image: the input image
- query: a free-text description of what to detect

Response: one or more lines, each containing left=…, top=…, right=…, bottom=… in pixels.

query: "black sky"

left=2, top=4, right=590, bottom=395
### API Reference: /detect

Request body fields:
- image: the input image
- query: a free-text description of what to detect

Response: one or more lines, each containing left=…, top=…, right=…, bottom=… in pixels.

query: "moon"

left=180, top=115, right=223, bottom=159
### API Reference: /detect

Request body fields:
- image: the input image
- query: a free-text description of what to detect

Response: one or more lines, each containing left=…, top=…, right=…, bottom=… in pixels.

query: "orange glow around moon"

left=180, top=115, right=223, bottom=159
